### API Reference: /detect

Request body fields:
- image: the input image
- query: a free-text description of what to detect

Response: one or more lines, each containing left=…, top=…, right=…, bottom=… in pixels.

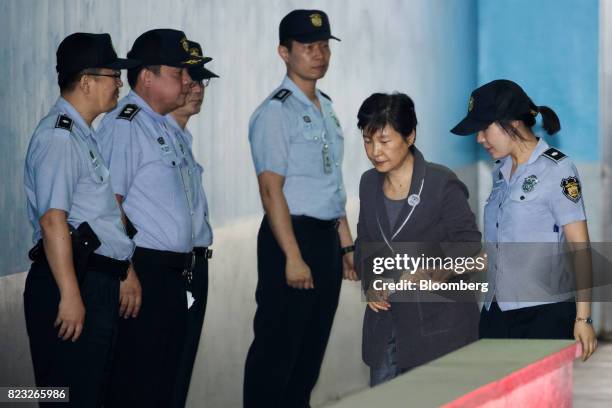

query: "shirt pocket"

left=287, top=122, right=324, bottom=176
left=506, top=185, right=557, bottom=240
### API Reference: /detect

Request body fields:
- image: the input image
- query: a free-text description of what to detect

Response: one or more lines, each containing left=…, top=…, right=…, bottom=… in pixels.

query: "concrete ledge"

left=325, top=339, right=579, bottom=408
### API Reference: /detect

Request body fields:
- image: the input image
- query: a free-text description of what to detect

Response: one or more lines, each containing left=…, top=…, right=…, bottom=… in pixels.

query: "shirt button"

left=520, top=196, right=525, bottom=200
left=335, top=162, right=339, bottom=167
left=314, top=136, right=319, bottom=141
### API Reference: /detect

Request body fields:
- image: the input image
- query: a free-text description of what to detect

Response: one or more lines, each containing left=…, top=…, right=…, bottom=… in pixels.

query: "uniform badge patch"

left=117, top=104, right=141, bottom=121
left=273, top=89, right=292, bottom=102
left=522, top=175, right=538, bottom=193
left=561, top=176, right=581, bottom=202
left=54, top=114, right=73, bottom=131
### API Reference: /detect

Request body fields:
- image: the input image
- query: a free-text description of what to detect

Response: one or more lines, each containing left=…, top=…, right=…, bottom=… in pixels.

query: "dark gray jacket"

left=355, top=146, right=481, bottom=370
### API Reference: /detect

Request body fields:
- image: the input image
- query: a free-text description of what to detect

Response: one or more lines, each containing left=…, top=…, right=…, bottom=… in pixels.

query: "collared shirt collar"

left=280, top=75, right=323, bottom=109
left=128, top=90, right=167, bottom=124
left=55, top=97, right=91, bottom=137
left=165, top=113, right=183, bottom=132
left=498, top=138, right=549, bottom=182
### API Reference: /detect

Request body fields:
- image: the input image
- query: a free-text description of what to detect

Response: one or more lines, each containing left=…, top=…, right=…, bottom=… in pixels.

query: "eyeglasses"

left=191, top=79, right=211, bottom=88
left=86, top=71, right=122, bottom=79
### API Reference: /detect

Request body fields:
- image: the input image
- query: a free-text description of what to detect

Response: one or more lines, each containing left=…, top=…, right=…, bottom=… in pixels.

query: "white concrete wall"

left=0, top=1, right=479, bottom=406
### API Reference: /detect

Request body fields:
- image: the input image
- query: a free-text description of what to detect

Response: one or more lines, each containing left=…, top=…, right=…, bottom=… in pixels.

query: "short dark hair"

left=279, top=38, right=294, bottom=52
left=58, top=68, right=102, bottom=93
left=357, top=92, right=418, bottom=140
left=127, top=65, right=160, bottom=88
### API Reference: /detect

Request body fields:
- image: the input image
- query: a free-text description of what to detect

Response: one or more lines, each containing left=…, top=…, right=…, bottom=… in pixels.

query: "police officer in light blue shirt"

left=249, top=75, right=347, bottom=220
left=244, top=10, right=358, bottom=408
left=95, top=29, right=206, bottom=408
left=165, top=40, right=218, bottom=408
left=23, top=32, right=138, bottom=408
left=451, top=79, right=597, bottom=361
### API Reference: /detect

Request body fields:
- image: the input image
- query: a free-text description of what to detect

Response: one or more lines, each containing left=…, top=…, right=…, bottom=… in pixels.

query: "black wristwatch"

left=575, top=316, right=593, bottom=325
left=340, top=245, right=355, bottom=255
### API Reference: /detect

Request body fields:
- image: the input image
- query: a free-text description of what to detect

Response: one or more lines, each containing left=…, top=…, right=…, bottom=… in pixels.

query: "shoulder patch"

left=319, top=91, right=332, bottom=102
left=54, top=114, right=73, bottom=132
left=272, top=89, right=292, bottom=102
left=561, top=176, right=581, bottom=203
left=542, top=147, right=567, bottom=163
left=117, top=104, right=141, bottom=121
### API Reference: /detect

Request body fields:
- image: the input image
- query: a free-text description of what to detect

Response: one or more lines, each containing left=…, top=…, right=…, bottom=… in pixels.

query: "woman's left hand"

left=574, top=321, right=597, bottom=361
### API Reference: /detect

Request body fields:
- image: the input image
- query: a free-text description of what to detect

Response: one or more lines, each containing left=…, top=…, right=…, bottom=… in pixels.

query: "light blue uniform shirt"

left=97, top=91, right=195, bottom=253
left=483, top=138, right=587, bottom=311
left=249, top=76, right=346, bottom=220
left=165, top=114, right=213, bottom=247
left=24, top=97, right=134, bottom=260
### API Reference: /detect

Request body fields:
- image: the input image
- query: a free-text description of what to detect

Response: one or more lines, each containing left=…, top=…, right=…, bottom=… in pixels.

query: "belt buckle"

left=206, top=248, right=213, bottom=259
left=333, top=219, right=340, bottom=229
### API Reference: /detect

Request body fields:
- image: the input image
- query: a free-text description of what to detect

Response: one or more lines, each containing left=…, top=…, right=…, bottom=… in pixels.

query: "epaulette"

left=117, top=104, right=141, bottom=121
left=54, top=114, right=73, bottom=132
left=542, top=147, right=567, bottom=163
left=272, top=89, right=292, bottom=102
left=319, top=91, right=332, bottom=101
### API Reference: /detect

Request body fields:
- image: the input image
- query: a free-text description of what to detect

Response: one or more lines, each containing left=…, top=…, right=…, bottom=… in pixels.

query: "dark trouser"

left=244, top=216, right=343, bottom=408
left=479, top=301, right=576, bottom=339
left=170, top=252, right=209, bottom=408
left=24, top=255, right=123, bottom=408
left=106, top=247, right=189, bottom=408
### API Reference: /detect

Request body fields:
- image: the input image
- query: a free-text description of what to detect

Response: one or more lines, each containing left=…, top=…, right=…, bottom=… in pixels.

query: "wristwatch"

left=575, top=316, right=593, bottom=325
left=340, top=245, right=355, bottom=255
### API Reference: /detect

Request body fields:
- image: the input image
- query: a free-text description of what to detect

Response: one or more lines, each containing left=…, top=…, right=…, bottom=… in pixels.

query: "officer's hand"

left=55, top=291, right=86, bottom=342
left=342, top=252, right=359, bottom=281
left=574, top=321, right=598, bottom=361
left=119, top=265, right=142, bottom=319
left=285, top=257, right=314, bottom=289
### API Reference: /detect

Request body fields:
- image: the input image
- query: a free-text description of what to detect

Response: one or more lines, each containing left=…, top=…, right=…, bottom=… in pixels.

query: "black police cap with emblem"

left=185, top=41, right=219, bottom=81
left=56, top=33, right=140, bottom=76
left=451, top=79, right=540, bottom=136
left=279, top=9, right=340, bottom=43
left=128, top=29, right=204, bottom=68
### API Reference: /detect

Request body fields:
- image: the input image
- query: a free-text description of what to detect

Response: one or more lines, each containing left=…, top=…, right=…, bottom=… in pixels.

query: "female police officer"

left=451, top=79, right=597, bottom=361
left=354, top=93, right=482, bottom=386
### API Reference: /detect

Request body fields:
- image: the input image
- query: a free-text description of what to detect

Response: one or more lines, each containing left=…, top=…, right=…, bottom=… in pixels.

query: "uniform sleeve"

left=549, top=161, right=587, bottom=226
left=439, top=175, right=482, bottom=258
left=248, top=102, right=289, bottom=176
left=32, top=129, right=80, bottom=216
left=98, top=117, right=141, bottom=197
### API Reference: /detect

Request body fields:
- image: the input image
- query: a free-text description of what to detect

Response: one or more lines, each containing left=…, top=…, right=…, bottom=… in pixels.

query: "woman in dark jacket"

left=354, top=93, right=482, bottom=386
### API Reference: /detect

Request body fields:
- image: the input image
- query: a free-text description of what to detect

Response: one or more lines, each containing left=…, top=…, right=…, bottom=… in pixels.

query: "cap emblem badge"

left=189, top=47, right=202, bottom=57
left=468, top=96, right=474, bottom=112
left=310, top=13, right=323, bottom=27
left=180, top=37, right=189, bottom=52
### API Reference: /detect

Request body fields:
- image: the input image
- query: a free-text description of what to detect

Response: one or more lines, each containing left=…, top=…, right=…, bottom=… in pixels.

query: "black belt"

left=290, top=215, right=340, bottom=229
left=134, top=246, right=212, bottom=283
